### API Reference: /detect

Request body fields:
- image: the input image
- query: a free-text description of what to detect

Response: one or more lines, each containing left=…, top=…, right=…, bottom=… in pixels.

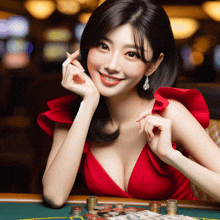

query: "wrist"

left=82, top=94, right=100, bottom=110
left=162, top=150, right=183, bottom=166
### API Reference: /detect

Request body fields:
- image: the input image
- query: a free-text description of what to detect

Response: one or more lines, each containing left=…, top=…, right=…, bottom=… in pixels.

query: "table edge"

left=0, top=193, right=220, bottom=211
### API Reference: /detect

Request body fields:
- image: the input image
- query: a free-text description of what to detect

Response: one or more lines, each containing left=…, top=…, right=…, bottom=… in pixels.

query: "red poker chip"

left=112, top=208, right=124, bottom=212
left=125, top=207, right=138, bottom=210
left=124, top=207, right=138, bottom=213
left=83, top=213, right=96, bottom=218
left=72, top=205, right=83, bottom=210
left=88, top=217, right=106, bottom=220
left=102, top=205, right=112, bottom=209
left=99, top=208, right=111, bottom=212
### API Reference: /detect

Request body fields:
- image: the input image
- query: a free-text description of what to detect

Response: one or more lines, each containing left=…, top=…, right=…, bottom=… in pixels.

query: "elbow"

left=43, top=187, right=67, bottom=209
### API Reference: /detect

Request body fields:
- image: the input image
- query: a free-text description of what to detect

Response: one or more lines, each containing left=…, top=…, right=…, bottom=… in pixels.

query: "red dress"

left=37, top=87, right=209, bottom=200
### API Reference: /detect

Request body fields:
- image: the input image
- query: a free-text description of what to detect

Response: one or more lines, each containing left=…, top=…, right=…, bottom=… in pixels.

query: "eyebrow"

left=102, top=36, right=143, bottom=50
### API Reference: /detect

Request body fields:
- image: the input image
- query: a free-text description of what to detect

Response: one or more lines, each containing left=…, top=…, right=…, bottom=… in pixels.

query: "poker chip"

left=94, top=205, right=105, bottom=210
left=89, top=217, right=106, bottom=220
left=114, top=203, right=125, bottom=209
left=72, top=205, right=83, bottom=210
left=112, top=207, right=125, bottom=215
left=83, top=213, right=96, bottom=218
left=136, top=207, right=147, bottom=211
left=97, top=210, right=108, bottom=217
left=166, top=199, right=178, bottom=215
left=108, top=211, right=120, bottom=217
left=102, top=213, right=111, bottom=217
left=89, top=210, right=98, bottom=215
left=71, top=205, right=83, bottom=216
left=82, top=200, right=193, bottom=220
left=149, top=201, right=161, bottom=214
left=87, top=196, right=98, bottom=211
left=103, top=208, right=111, bottom=212
left=102, top=204, right=113, bottom=209
left=124, top=207, right=138, bottom=214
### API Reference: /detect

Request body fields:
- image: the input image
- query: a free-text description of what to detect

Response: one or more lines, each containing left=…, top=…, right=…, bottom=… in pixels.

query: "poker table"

left=1, top=193, right=220, bottom=220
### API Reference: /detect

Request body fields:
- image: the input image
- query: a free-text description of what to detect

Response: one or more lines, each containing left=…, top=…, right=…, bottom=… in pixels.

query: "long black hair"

left=69, top=0, right=178, bottom=143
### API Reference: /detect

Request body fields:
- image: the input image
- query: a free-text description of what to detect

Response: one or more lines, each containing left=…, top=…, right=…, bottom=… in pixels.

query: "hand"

left=136, top=110, right=175, bottom=163
left=62, top=51, right=100, bottom=102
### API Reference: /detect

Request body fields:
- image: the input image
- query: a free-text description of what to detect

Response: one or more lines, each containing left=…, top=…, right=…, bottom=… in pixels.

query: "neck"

left=105, top=89, right=151, bottom=126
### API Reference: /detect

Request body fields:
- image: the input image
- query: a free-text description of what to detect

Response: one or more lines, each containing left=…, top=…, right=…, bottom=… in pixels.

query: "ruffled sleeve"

left=37, top=95, right=75, bottom=136
left=37, top=94, right=90, bottom=154
left=152, top=87, right=209, bottom=129
left=148, top=87, right=210, bottom=175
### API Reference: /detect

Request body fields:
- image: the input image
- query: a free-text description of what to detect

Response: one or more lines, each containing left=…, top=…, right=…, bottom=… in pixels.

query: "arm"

left=43, top=99, right=97, bottom=208
left=137, top=100, right=220, bottom=201
left=42, top=51, right=100, bottom=208
left=164, top=100, right=220, bottom=201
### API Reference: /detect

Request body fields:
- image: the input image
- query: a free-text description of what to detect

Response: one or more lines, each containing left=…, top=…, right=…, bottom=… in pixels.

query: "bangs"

left=132, top=27, right=151, bottom=63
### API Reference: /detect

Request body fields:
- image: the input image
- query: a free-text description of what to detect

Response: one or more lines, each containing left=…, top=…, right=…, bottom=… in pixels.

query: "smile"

left=99, top=72, right=123, bottom=86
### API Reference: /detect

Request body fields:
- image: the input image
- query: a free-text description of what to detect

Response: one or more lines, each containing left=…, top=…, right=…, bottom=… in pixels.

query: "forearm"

left=168, top=151, right=220, bottom=201
left=42, top=99, right=97, bottom=207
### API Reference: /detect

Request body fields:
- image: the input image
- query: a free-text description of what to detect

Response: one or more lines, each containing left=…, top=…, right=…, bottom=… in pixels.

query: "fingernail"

left=66, top=52, right=70, bottom=57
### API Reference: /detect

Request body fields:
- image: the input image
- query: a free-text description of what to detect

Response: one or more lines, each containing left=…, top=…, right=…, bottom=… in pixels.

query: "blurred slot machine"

left=0, top=15, right=33, bottom=69
left=42, top=22, right=86, bottom=72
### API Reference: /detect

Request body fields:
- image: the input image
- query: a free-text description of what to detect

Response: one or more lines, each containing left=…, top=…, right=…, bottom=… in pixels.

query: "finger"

left=71, top=59, right=85, bottom=71
left=67, top=65, right=86, bottom=83
left=145, top=121, right=155, bottom=140
left=66, top=50, right=80, bottom=59
left=67, top=51, right=85, bottom=73
left=136, top=110, right=152, bottom=122
left=63, top=50, right=80, bottom=68
left=139, top=117, right=147, bottom=134
left=62, top=51, right=80, bottom=78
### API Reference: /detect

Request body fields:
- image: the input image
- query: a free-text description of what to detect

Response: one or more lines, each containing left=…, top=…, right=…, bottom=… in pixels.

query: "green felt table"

left=1, top=194, right=220, bottom=220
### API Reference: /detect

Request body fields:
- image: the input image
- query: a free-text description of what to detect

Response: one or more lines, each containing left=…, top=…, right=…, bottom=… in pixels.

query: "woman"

left=38, top=0, right=220, bottom=208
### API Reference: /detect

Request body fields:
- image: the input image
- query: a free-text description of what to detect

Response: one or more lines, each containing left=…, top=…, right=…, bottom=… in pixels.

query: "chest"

left=90, top=122, right=148, bottom=192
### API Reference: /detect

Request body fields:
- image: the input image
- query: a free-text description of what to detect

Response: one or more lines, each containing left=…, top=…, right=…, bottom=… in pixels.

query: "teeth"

left=103, top=75, right=120, bottom=82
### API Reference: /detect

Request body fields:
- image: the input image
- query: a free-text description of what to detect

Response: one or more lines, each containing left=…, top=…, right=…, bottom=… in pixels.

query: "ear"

left=145, top=53, right=164, bottom=77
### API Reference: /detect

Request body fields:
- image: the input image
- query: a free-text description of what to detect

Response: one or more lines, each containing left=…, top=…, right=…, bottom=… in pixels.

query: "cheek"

left=123, top=63, right=148, bottom=78
left=87, top=48, right=104, bottom=71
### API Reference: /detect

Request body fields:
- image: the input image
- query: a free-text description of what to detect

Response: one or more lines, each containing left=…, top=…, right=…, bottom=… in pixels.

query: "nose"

left=104, top=52, right=121, bottom=74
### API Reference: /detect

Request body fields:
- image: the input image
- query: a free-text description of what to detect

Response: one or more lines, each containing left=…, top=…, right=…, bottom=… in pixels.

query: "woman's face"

left=87, top=23, right=153, bottom=98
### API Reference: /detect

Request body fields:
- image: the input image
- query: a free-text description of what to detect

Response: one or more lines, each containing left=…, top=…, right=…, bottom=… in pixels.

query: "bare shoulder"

left=160, top=99, right=205, bottom=142
left=161, top=99, right=191, bottom=120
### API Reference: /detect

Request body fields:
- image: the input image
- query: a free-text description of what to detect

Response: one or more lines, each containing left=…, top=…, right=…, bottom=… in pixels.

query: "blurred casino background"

left=0, top=0, right=220, bottom=195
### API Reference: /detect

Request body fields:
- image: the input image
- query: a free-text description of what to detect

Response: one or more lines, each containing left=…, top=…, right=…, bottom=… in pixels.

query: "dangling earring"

left=143, top=76, right=149, bottom=90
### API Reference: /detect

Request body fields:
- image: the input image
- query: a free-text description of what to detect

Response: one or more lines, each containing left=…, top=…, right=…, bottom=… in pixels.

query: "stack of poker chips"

left=71, top=205, right=83, bottom=217
left=148, top=201, right=161, bottom=214
left=166, top=199, right=178, bottom=215
left=124, top=207, right=138, bottom=214
left=83, top=203, right=148, bottom=219
left=93, top=205, right=111, bottom=217
left=86, top=196, right=98, bottom=211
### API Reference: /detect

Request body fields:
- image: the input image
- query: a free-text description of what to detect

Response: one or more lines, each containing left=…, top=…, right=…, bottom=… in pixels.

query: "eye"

left=126, top=51, right=140, bottom=58
left=98, top=42, right=109, bottom=50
